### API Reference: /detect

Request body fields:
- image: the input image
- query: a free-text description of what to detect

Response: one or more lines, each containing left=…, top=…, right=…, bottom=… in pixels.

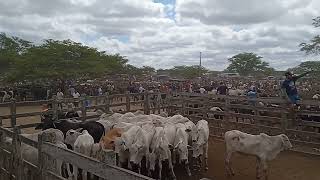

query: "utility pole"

left=199, top=52, right=202, bottom=77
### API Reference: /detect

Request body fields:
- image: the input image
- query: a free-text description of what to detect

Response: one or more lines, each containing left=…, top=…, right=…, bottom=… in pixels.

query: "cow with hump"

left=224, top=130, right=292, bottom=180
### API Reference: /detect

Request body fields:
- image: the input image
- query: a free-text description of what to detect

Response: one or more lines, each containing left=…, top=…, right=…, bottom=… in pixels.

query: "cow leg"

left=168, top=151, right=176, bottom=180
left=82, top=170, right=88, bottom=180
left=256, top=157, right=261, bottom=179
left=185, top=160, right=192, bottom=176
left=225, top=151, right=234, bottom=176
left=172, top=150, right=176, bottom=165
left=158, top=160, right=162, bottom=180
left=204, top=142, right=209, bottom=171
left=262, top=161, right=268, bottom=180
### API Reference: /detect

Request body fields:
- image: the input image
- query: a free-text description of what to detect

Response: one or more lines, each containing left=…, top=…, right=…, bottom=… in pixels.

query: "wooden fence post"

left=81, top=97, right=87, bottom=121
left=281, top=103, right=289, bottom=132
left=10, top=99, right=16, bottom=127
left=126, top=93, right=131, bottom=112
left=224, top=96, right=231, bottom=126
left=13, top=127, right=23, bottom=180
left=37, top=134, right=45, bottom=180
left=144, top=92, right=150, bottom=115
left=52, top=95, right=58, bottom=121
left=105, top=95, right=110, bottom=113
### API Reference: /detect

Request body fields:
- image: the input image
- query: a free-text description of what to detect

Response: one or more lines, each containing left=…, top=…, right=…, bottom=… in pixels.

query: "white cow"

left=208, top=107, right=224, bottom=120
left=72, top=130, right=94, bottom=180
left=312, top=93, right=320, bottom=99
left=127, top=126, right=149, bottom=174
left=149, top=127, right=176, bottom=180
left=173, top=123, right=191, bottom=176
left=224, top=130, right=292, bottom=180
left=191, top=120, right=209, bottom=170
left=114, top=125, right=141, bottom=168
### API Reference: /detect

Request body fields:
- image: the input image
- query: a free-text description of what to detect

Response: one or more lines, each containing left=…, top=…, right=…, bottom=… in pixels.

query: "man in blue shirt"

left=281, top=71, right=311, bottom=106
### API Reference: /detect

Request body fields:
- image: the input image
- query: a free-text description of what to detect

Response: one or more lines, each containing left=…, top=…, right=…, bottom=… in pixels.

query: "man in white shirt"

left=139, top=86, right=145, bottom=93
left=73, top=91, right=80, bottom=107
left=199, top=87, right=206, bottom=94
left=56, top=89, right=64, bottom=109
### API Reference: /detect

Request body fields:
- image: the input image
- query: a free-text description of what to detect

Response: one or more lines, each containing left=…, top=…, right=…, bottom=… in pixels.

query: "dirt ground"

left=175, top=139, right=320, bottom=180
left=1, top=105, right=320, bottom=180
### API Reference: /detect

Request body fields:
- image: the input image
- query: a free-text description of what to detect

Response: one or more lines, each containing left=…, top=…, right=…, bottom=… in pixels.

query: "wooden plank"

left=18, top=135, right=38, bottom=148
left=41, top=142, right=154, bottom=180
left=15, top=111, right=43, bottom=118
left=110, top=102, right=128, bottom=107
left=300, top=121, right=320, bottom=128
left=16, top=123, right=41, bottom=129
left=0, top=127, right=14, bottom=137
left=15, top=100, right=52, bottom=106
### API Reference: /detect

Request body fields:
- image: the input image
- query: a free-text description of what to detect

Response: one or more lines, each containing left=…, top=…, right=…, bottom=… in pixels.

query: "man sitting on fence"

left=281, top=71, right=312, bottom=107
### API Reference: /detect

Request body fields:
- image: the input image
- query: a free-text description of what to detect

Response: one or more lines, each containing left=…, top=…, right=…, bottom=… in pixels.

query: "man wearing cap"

left=281, top=71, right=311, bottom=106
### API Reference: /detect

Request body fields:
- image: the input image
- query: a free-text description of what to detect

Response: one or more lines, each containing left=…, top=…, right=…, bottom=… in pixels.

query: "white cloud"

left=0, top=0, right=319, bottom=71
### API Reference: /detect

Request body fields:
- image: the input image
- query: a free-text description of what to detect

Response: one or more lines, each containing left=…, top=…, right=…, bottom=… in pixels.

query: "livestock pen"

left=0, top=92, right=168, bottom=180
left=0, top=92, right=320, bottom=180
left=168, top=92, right=320, bottom=154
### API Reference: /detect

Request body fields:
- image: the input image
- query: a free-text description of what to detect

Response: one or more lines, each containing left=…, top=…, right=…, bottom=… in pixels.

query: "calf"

left=191, top=120, right=209, bottom=170
left=208, top=107, right=224, bottom=120
left=72, top=130, right=94, bottom=180
left=224, top=130, right=292, bottom=180
left=173, top=123, right=191, bottom=176
left=149, top=127, right=176, bottom=180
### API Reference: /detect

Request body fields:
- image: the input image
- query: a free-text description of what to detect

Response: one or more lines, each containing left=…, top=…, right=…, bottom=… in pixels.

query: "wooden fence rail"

left=168, top=92, right=320, bottom=154
left=0, top=92, right=170, bottom=128
left=0, top=127, right=153, bottom=180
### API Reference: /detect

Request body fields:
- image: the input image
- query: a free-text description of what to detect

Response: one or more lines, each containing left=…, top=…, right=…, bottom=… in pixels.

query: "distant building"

left=218, top=72, right=240, bottom=78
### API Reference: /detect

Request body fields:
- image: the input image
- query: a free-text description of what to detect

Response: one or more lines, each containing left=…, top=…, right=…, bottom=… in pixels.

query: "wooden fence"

left=0, top=126, right=154, bottom=180
left=0, top=92, right=169, bottom=128
left=0, top=92, right=169, bottom=180
left=167, top=92, right=320, bottom=154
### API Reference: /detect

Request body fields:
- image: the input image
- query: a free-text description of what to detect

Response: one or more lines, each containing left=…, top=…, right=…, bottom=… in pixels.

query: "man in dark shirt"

left=217, top=82, right=228, bottom=95
left=281, top=71, right=311, bottom=105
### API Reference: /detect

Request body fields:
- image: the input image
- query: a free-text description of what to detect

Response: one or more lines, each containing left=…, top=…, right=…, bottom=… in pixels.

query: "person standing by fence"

left=56, top=89, right=64, bottom=109
left=281, top=71, right=312, bottom=107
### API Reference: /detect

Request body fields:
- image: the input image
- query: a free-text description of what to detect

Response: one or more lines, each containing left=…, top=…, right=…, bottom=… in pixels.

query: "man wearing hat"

left=281, top=71, right=312, bottom=106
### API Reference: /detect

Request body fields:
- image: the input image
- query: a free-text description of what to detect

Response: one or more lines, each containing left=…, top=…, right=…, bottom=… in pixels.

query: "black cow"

left=35, top=117, right=105, bottom=143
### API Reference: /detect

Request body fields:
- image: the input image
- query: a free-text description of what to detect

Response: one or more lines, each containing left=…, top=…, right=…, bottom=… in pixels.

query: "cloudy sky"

left=0, top=0, right=319, bottom=70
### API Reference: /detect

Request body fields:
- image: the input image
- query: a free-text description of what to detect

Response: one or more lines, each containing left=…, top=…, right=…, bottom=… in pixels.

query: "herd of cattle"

left=1, top=110, right=294, bottom=180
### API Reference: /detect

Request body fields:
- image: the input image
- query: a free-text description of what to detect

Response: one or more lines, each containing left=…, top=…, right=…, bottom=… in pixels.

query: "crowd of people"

left=1, top=72, right=319, bottom=107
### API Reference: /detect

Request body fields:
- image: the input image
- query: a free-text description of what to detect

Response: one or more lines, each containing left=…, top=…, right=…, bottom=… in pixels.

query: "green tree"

left=0, top=33, right=32, bottom=75
left=300, top=17, right=320, bottom=55
left=6, top=38, right=128, bottom=82
left=288, top=61, right=320, bottom=77
left=225, top=52, right=274, bottom=76
left=166, top=65, right=208, bottom=79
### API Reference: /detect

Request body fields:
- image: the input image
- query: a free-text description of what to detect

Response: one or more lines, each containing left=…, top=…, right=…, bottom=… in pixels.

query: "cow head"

left=114, top=137, right=127, bottom=154
left=129, top=143, right=144, bottom=165
left=65, top=129, right=82, bottom=147
left=280, top=134, right=292, bottom=150
left=174, top=140, right=189, bottom=162
left=149, top=152, right=157, bottom=171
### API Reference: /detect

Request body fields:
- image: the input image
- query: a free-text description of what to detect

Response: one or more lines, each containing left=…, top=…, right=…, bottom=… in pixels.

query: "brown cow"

left=100, top=128, right=123, bottom=150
